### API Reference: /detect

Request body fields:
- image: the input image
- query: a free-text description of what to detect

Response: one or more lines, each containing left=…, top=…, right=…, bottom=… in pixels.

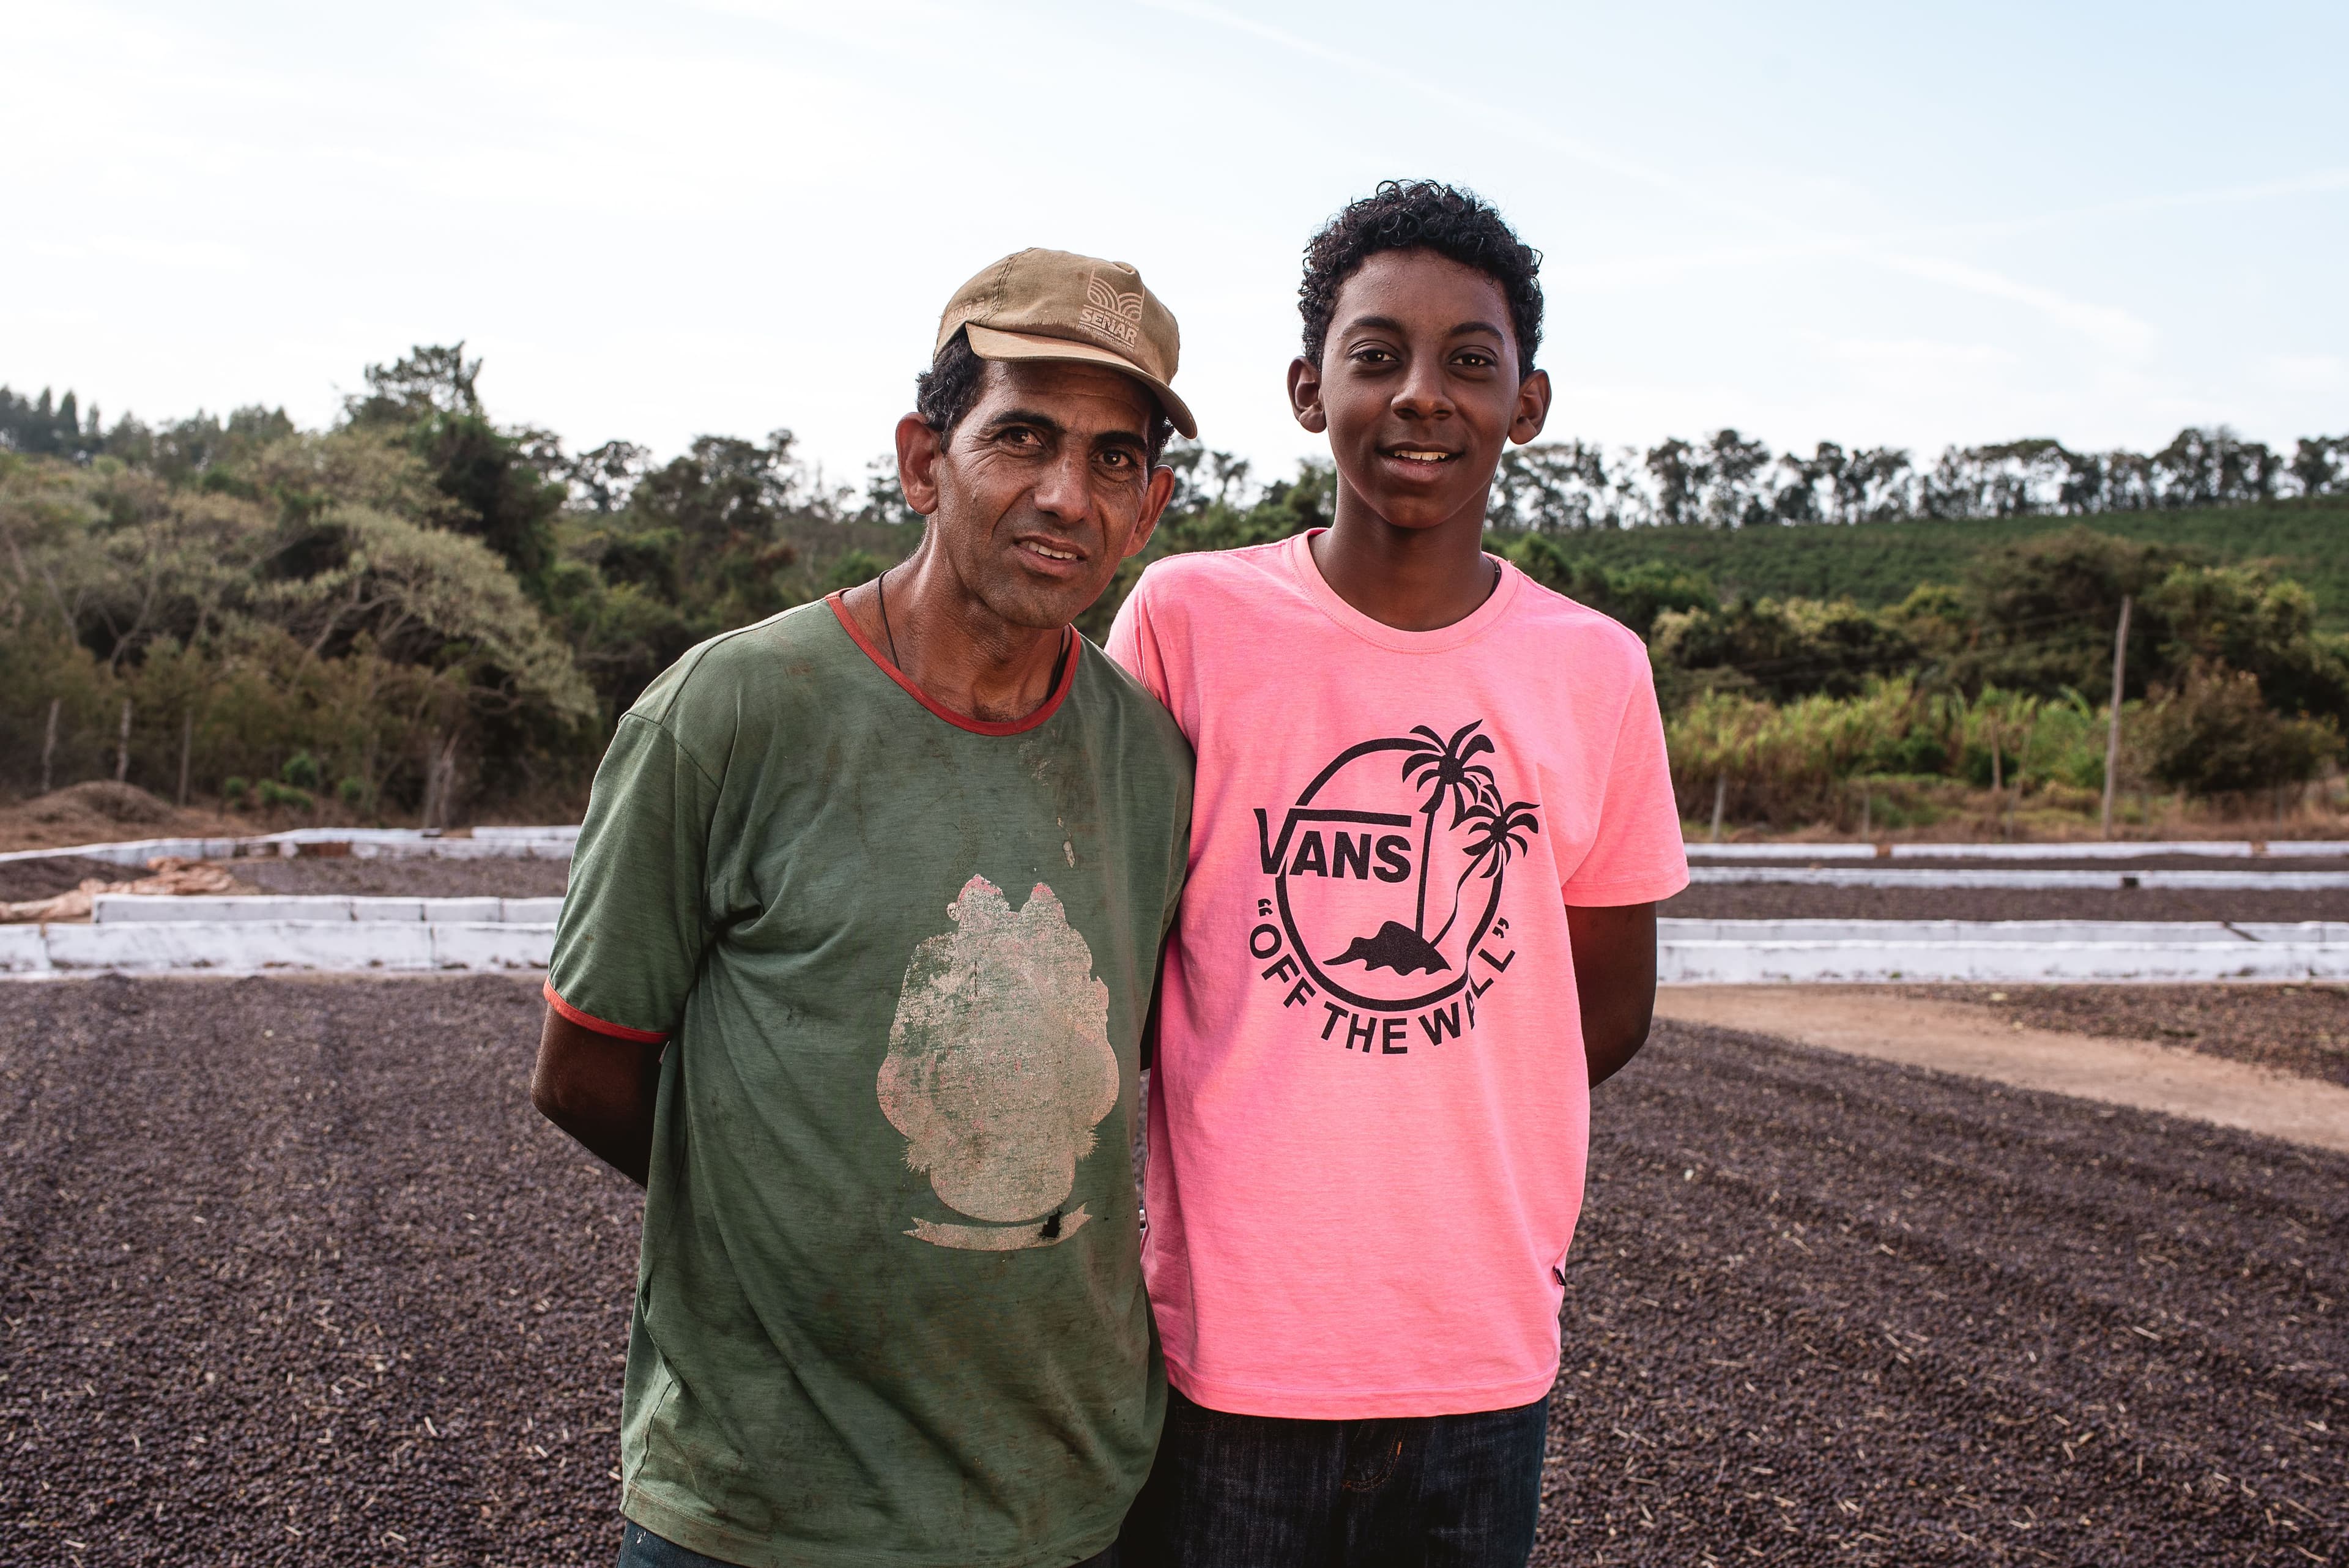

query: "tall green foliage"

left=9, top=354, right=2343, bottom=827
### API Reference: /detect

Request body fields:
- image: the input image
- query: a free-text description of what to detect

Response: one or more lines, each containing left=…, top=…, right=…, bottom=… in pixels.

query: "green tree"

left=1649, top=595, right=1917, bottom=702
left=1955, top=525, right=2185, bottom=699
left=344, top=344, right=567, bottom=589
left=2146, top=563, right=2349, bottom=725
left=2136, top=662, right=2339, bottom=798
left=1497, top=538, right=1714, bottom=639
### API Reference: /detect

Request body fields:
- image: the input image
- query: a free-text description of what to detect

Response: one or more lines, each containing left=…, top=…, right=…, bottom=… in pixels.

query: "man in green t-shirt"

left=530, top=249, right=1198, bottom=1568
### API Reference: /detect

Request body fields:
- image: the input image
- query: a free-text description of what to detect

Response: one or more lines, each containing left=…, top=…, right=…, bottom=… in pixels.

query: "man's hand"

left=1566, top=902, right=1658, bottom=1088
left=529, top=1008, right=665, bottom=1186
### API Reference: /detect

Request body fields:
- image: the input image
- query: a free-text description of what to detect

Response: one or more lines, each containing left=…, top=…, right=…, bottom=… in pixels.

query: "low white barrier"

left=1658, top=918, right=2349, bottom=946
left=1685, top=843, right=1879, bottom=860
left=0, top=825, right=581, bottom=871
left=91, top=894, right=565, bottom=924
left=2, top=921, right=554, bottom=976
left=2, top=916, right=2337, bottom=984
left=1687, top=866, right=2349, bottom=891
left=1686, top=840, right=2349, bottom=863
left=1659, top=939, right=2347, bottom=984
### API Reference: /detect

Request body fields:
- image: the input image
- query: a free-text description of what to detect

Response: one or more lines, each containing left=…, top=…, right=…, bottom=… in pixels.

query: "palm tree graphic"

left=1398, top=721, right=1496, bottom=937
left=1430, top=793, right=1540, bottom=947
left=1323, top=719, right=1535, bottom=979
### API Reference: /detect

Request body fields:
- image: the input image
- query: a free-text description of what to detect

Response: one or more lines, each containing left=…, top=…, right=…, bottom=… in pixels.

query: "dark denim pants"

left=1118, top=1387, right=1548, bottom=1568
left=617, top=1518, right=1119, bottom=1567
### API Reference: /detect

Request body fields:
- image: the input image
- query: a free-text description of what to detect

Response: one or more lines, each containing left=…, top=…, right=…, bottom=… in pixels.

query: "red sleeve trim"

left=827, top=591, right=1076, bottom=735
left=543, top=979, right=669, bottom=1043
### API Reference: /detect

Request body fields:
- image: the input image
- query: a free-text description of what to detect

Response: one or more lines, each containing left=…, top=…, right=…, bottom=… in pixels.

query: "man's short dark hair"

left=1299, top=180, right=1543, bottom=377
left=916, top=330, right=1174, bottom=464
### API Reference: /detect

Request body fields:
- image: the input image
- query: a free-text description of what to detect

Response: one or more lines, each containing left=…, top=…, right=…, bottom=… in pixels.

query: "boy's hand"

left=1567, top=903, right=1658, bottom=1087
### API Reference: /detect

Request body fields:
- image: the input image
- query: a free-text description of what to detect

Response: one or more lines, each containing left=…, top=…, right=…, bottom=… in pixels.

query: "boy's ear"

left=1286, top=355, right=1328, bottom=435
left=1510, top=368, right=1553, bottom=447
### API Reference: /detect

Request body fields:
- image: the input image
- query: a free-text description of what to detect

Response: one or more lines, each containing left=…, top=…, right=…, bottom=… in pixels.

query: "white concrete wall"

left=1659, top=918, right=2349, bottom=946
left=91, top=895, right=563, bottom=924
left=1683, top=842, right=1880, bottom=860
left=6, top=915, right=2337, bottom=983
left=1687, top=866, right=2349, bottom=890
left=1658, top=938, right=2348, bottom=984
left=2, top=920, right=554, bottom=976
left=1685, top=840, right=2349, bottom=862
left=0, top=825, right=581, bottom=871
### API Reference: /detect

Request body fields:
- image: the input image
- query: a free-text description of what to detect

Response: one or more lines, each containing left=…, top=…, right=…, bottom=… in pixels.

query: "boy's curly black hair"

left=1299, top=180, right=1543, bottom=378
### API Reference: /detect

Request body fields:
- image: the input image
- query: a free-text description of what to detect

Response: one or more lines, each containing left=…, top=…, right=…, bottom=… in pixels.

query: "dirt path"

left=1657, top=985, right=2349, bottom=1155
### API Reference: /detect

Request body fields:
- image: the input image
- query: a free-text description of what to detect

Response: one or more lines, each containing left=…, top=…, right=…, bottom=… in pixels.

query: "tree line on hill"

left=2, top=351, right=2342, bottom=829
left=1485, top=425, right=2349, bottom=532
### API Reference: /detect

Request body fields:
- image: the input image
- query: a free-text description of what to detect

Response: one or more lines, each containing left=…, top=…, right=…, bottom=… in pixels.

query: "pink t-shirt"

left=1106, top=532, right=1688, bottom=1419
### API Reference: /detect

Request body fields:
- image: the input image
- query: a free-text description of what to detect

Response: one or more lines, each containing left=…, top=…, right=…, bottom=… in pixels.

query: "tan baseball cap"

left=935, top=248, right=1197, bottom=440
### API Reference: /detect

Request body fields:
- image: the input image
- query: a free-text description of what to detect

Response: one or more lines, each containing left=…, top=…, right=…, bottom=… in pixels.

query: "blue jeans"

left=1118, top=1388, right=1547, bottom=1568
left=617, top=1518, right=1120, bottom=1567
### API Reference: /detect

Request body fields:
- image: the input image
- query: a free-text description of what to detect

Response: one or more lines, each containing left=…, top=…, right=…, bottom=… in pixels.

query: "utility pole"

left=2101, top=595, right=2132, bottom=840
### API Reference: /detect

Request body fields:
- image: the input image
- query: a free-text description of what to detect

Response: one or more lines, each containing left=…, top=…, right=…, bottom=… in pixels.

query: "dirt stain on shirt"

left=878, top=874, right=1117, bottom=1249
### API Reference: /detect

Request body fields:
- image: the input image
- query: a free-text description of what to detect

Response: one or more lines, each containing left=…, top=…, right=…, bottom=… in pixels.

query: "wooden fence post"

left=41, top=697, right=61, bottom=794
left=2101, top=596, right=2132, bottom=839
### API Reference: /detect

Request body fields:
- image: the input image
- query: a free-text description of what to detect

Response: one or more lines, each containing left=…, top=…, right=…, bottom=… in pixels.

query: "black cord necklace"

left=876, top=565, right=902, bottom=669
left=876, top=563, right=1071, bottom=699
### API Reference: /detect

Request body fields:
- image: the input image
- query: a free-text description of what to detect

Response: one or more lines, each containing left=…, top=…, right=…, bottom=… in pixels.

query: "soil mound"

left=35, top=780, right=176, bottom=827
left=0, top=782, right=236, bottom=853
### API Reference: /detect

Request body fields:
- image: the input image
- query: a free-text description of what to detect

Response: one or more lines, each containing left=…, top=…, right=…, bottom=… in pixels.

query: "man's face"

left=896, top=360, right=1174, bottom=630
left=1290, top=247, right=1549, bottom=532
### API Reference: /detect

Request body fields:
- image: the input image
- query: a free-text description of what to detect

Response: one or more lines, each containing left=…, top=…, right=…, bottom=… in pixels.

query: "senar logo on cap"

left=933, top=248, right=1197, bottom=439
left=1081, top=272, right=1145, bottom=351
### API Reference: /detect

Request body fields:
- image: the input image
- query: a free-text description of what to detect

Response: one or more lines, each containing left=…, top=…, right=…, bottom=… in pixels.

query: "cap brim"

left=963, top=323, right=1197, bottom=441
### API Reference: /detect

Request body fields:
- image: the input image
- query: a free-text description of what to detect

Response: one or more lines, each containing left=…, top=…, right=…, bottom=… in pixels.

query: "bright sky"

left=9, top=1, right=2347, bottom=486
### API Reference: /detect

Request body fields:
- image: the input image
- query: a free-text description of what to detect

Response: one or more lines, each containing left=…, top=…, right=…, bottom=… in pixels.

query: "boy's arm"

left=531, top=1010, right=665, bottom=1186
left=1568, top=902, right=1658, bottom=1087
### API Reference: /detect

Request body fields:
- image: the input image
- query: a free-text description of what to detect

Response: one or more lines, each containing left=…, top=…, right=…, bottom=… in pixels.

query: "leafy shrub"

left=337, top=776, right=367, bottom=808
left=1497, top=537, right=1716, bottom=639
left=223, top=776, right=250, bottom=805
left=1650, top=595, right=1918, bottom=702
left=2136, top=661, right=2340, bottom=798
left=280, top=751, right=321, bottom=790
left=256, top=779, right=314, bottom=811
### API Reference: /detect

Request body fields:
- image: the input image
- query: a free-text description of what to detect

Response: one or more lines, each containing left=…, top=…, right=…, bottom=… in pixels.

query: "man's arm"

left=530, top=1008, right=665, bottom=1186
left=1567, top=902, right=1658, bottom=1088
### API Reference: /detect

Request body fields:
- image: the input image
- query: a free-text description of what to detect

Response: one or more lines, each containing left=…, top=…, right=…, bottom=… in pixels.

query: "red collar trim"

left=826, top=591, right=1076, bottom=736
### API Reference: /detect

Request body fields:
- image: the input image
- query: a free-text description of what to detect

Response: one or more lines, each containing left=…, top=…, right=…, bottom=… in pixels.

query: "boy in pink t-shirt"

left=1108, top=183, right=1688, bottom=1566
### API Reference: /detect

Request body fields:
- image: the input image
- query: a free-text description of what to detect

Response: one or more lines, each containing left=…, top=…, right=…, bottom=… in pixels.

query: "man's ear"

left=1123, top=463, right=1179, bottom=561
left=1510, top=368, right=1553, bottom=447
left=894, top=412, right=943, bottom=515
left=1286, top=356, right=1328, bottom=434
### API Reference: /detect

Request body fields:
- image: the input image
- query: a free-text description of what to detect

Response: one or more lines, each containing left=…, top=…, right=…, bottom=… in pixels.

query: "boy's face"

left=1288, top=248, right=1550, bottom=532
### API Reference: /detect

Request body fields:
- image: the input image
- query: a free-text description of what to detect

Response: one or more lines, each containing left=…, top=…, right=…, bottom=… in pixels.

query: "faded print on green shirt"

left=548, top=597, right=1192, bottom=1568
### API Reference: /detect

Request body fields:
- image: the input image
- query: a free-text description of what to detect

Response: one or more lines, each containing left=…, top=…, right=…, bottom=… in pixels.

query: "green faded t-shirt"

left=547, top=596, right=1192, bottom=1568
